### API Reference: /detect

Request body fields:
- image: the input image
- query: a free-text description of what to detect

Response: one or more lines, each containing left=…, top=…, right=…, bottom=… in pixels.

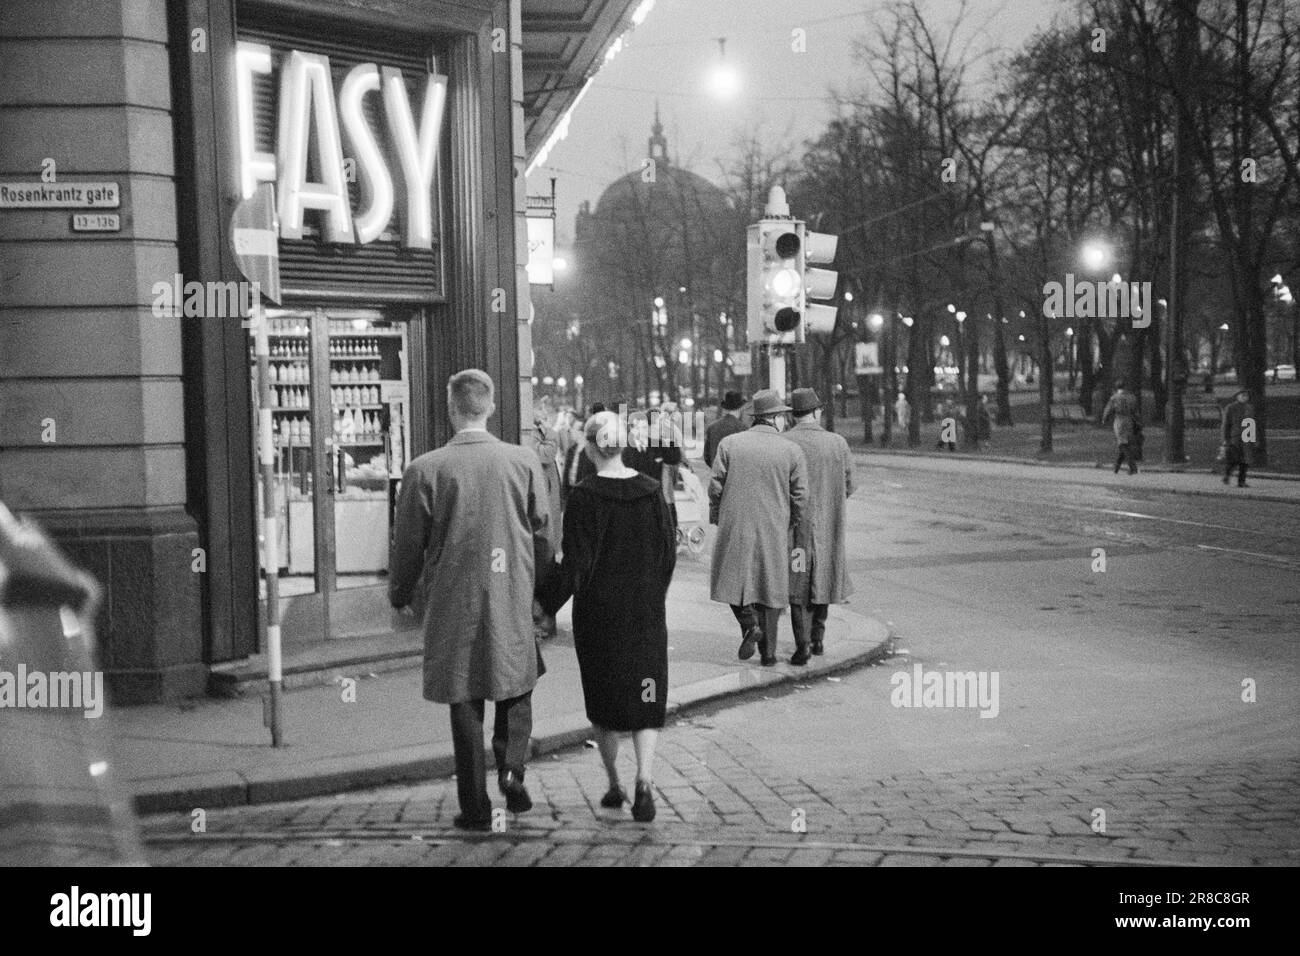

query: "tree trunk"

left=1148, top=310, right=1166, bottom=421
left=1078, top=318, right=1096, bottom=415
left=906, top=316, right=926, bottom=446
left=963, top=318, right=981, bottom=449
left=1038, top=314, right=1054, bottom=454
left=1234, top=271, right=1269, bottom=466
left=991, top=317, right=1012, bottom=425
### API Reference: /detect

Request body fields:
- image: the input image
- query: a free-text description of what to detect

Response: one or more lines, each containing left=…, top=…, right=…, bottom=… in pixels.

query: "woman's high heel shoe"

left=632, top=781, right=656, bottom=822
left=600, top=785, right=628, bottom=809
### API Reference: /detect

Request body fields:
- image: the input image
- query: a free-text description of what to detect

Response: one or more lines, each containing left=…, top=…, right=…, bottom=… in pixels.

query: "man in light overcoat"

left=389, top=369, right=552, bottom=830
left=709, top=389, right=808, bottom=666
left=781, top=388, right=854, bottom=665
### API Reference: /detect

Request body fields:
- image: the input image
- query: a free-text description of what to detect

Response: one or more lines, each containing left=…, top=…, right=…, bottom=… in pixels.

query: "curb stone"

left=132, top=623, right=894, bottom=815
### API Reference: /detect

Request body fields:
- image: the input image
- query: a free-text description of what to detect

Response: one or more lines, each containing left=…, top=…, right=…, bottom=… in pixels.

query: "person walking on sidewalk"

left=1221, top=388, right=1255, bottom=487
left=975, top=394, right=993, bottom=451
left=389, top=369, right=552, bottom=832
left=709, top=389, right=808, bottom=667
left=781, top=389, right=854, bottom=665
left=538, top=411, right=677, bottom=823
left=1101, top=385, right=1140, bottom=475
left=894, top=392, right=911, bottom=431
left=705, top=391, right=747, bottom=467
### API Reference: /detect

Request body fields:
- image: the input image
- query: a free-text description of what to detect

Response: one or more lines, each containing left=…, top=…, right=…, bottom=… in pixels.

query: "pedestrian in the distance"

left=389, top=370, right=552, bottom=831
left=1221, top=388, right=1255, bottom=488
left=1101, top=385, right=1140, bottom=475
left=975, top=394, right=993, bottom=450
left=894, top=392, right=911, bottom=431
left=705, top=391, right=747, bottom=467
left=709, top=389, right=808, bottom=666
left=781, top=389, right=854, bottom=665
left=623, top=405, right=683, bottom=505
left=539, top=411, right=677, bottom=823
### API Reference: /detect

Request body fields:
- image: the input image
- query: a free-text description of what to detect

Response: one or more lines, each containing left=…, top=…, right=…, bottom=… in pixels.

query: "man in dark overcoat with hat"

left=705, top=391, right=747, bottom=468
left=708, top=389, right=808, bottom=666
left=781, top=388, right=854, bottom=664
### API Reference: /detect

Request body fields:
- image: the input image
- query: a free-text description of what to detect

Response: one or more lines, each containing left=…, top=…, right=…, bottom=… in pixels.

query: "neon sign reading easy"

left=235, top=41, right=447, bottom=249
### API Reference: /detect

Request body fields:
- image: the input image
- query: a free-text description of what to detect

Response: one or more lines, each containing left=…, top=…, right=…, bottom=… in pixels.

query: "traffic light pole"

left=769, top=346, right=786, bottom=398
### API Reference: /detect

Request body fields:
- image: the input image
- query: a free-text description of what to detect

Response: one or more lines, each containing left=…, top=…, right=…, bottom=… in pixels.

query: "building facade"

left=0, top=0, right=647, bottom=702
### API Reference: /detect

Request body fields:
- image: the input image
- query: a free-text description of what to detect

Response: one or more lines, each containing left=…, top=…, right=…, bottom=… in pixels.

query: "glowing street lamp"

left=868, top=313, right=884, bottom=331
left=707, top=38, right=740, bottom=100
left=1081, top=240, right=1111, bottom=273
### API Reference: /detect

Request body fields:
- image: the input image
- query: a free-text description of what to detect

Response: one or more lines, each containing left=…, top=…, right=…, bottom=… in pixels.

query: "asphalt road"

left=143, top=456, right=1300, bottom=866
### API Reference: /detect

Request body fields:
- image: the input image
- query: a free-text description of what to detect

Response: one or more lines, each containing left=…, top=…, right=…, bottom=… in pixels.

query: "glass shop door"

left=250, top=306, right=418, bottom=644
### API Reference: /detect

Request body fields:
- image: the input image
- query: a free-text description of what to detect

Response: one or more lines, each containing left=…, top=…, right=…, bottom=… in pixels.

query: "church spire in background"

left=648, top=100, right=668, bottom=163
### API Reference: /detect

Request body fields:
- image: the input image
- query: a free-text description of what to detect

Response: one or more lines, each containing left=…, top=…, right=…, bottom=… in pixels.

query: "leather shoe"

left=738, top=625, right=761, bottom=661
left=790, top=647, right=810, bottom=666
left=498, top=770, right=532, bottom=814
left=453, top=813, right=492, bottom=832
left=600, top=785, right=628, bottom=809
left=632, top=781, right=656, bottom=822
left=811, top=640, right=824, bottom=656
left=760, top=656, right=777, bottom=667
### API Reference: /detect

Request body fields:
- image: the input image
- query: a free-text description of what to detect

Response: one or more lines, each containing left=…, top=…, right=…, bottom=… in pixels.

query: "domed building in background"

left=533, top=108, right=745, bottom=410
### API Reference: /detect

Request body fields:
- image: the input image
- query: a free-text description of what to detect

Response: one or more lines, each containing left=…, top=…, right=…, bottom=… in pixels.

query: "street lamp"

left=868, top=313, right=883, bottom=331
left=707, top=37, right=740, bottom=100
left=553, top=256, right=569, bottom=273
left=1081, top=240, right=1112, bottom=273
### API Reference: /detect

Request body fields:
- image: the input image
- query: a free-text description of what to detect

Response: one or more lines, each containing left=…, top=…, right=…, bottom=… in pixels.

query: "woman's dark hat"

left=751, top=389, right=792, bottom=417
left=1234, top=387, right=1251, bottom=399
left=789, top=388, right=823, bottom=415
left=720, top=391, right=745, bottom=411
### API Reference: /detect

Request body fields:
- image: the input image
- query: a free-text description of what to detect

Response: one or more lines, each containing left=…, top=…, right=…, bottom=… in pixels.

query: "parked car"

left=1271, top=364, right=1296, bottom=381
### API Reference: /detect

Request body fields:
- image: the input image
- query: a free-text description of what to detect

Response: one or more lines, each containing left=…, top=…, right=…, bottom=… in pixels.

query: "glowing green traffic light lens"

left=771, top=267, right=801, bottom=299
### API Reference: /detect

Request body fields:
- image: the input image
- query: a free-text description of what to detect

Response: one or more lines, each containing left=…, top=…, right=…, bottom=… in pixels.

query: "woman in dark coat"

left=539, top=411, right=677, bottom=821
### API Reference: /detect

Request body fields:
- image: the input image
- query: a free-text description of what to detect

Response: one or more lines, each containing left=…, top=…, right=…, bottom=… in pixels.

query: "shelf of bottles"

left=328, top=332, right=385, bottom=446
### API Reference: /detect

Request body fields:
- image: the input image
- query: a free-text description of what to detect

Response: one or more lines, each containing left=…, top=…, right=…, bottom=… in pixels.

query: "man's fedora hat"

left=720, top=391, right=745, bottom=411
left=1235, top=387, right=1251, bottom=399
left=751, top=389, right=792, bottom=417
left=789, top=388, right=823, bottom=415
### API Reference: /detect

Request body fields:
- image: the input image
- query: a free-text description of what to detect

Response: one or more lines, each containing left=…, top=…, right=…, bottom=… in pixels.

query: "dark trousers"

left=448, top=692, right=532, bottom=818
left=1225, top=459, right=1248, bottom=485
left=791, top=603, right=829, bottom=651
left=1114, top=443, right=1138, bottom=474
left=731, top=603, right=782, bottom=660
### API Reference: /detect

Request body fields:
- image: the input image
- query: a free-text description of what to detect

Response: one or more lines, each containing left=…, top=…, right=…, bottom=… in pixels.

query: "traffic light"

left=747, top=219, right=804, bottom=344
left=746, top=187, right=840, bottom=344
left=800, top=227, right=839, bottom=339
